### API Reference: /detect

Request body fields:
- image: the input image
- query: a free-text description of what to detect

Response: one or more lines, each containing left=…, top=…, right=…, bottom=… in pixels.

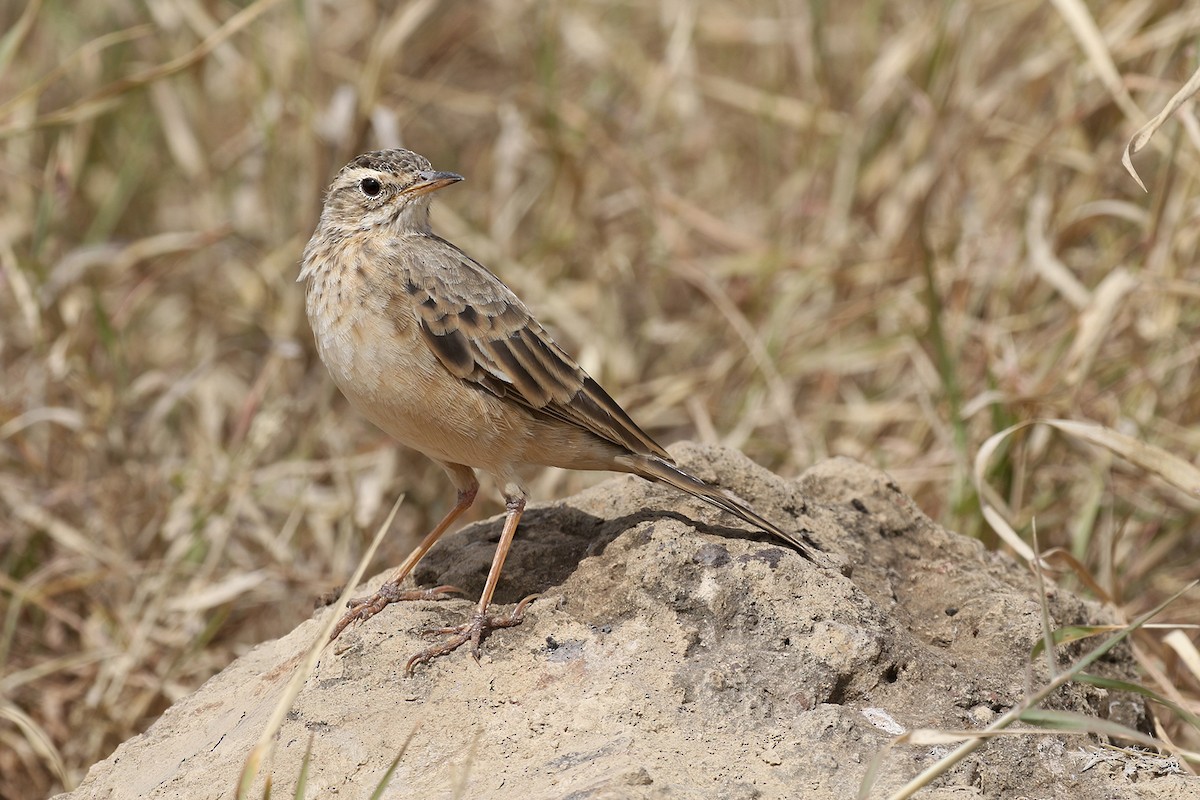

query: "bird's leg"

left=329, top=480, right=478, bottom=642
left=405, top=492, right=535, bottom=675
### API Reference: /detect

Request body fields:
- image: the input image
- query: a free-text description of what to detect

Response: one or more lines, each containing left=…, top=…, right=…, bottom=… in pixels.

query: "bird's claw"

left=328, top=583, right=463, bottom=642
left=404, top=594, right=539, bottom=675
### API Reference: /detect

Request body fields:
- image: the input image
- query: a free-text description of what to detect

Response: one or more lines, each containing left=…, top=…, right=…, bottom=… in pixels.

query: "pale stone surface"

left=57, top=445, right=1198, bottom=799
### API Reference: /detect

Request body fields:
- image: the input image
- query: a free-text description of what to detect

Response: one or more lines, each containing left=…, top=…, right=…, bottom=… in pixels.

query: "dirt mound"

left=57, top=445, right=1195, bottom=799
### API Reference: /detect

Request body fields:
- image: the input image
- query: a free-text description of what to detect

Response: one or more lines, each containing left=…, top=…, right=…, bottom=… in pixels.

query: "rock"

left=56, top=444, right=1197, bottom=799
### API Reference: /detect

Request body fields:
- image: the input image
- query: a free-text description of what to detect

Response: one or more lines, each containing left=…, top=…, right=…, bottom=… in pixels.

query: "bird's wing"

left=399, top=235, right=671, bottom=460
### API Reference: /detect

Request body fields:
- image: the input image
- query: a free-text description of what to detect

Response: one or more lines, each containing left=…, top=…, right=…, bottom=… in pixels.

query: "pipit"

left=300, top=148, right=820, bottom=674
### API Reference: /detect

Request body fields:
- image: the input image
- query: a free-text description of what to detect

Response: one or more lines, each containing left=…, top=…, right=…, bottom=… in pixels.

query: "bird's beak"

left=404, top=170, right=464, bottom=197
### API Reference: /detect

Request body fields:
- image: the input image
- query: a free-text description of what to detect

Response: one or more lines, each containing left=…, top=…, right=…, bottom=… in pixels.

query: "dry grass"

left=2, top=0, right=1200, bottom=796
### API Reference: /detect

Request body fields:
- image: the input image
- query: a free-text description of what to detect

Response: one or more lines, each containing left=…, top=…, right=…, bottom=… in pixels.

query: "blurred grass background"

left=2, top=0, right=1200, bottom=795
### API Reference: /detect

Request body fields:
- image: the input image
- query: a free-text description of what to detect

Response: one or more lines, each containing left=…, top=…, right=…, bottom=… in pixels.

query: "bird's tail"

left=616, top=454, right=820, bottom=560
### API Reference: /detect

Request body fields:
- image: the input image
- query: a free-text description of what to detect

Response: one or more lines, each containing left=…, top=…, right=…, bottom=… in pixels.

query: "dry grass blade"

left=236, top=495, right=404, bottom=798
left=1021, top=708, right=1199, bottom=756
left=367, top=726, right=422, bottom=800
left=0, top=0, right=286, bottom=137
left=449, top=728, right=483, bottom=800
left=1036, top=549, right=1113, bottom=601
left=0, top=0, right=42, bottom=75
left=1046, top=420, right=1200, bottom=498
left=1076, top=672, right=1200, bottom=732
left=1063, top=268, right=1138, bottom=387
left=1030, top=625, right=1120, bottom=660
left=1024, top=192, right=1090, bottom=310
left=0, top=482, right=123, bottom=568
left=1049, top=0, right=1143, bottom=122
left=0, top=239, right=39, bottom=341
left=0, top=408, right=84, bottom=440
left=0, top=701, right=69, bottom=790
left=975, top=419, right=1200, bottom=561
left=0, top=24, right=153, bottom=121
left=1123, top=61, right=1200, bottom=189
left=697, top=74, right=842, bottom=133
left=358, top=0, right=441, bottom=121
left=291, top=733, right=314, bottom=800
left=0, top=648, right=118, bottom=695
left=974, top=428, right=1035, bottom=561
left=1165, top=630, right=1200, bottom=685
left=671, top=260, right=806, bottom=457
left=1032, top=523, right=1058, bottom=678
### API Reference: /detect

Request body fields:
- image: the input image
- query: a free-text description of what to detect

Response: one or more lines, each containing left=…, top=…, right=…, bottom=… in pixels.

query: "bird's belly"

left=311, top=317, right=524, bottom=471
left=352, top=377, right=516, bottom=469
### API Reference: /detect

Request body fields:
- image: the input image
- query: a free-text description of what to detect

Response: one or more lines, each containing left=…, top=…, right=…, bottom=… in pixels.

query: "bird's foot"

left=328, top=583, right=462, bottom=641
left=405, top=594, right=540, bottom=676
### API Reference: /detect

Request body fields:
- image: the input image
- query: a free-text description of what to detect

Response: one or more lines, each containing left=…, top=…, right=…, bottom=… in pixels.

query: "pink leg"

left=329, top=468, right=478, bottom=642
left=404, top=492, right=538, bottom=675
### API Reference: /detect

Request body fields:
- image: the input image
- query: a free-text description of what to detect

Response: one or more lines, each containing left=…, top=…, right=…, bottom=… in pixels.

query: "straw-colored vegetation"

left=2, top=0, right=1199, bottom=796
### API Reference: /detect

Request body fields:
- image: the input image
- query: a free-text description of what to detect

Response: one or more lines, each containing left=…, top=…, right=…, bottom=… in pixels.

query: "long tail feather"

left=617, top=454, right=820, bottom=559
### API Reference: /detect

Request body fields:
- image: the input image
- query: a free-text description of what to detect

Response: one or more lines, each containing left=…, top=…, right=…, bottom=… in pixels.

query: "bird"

left=299, top=148, right=820, bottom=674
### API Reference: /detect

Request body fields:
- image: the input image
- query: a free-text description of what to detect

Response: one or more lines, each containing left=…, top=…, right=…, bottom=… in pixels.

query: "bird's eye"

left=360, top=177, right=382, bottom=197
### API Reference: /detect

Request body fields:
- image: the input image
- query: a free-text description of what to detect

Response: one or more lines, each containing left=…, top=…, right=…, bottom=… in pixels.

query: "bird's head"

left=317, top=149, right=463, bottom=236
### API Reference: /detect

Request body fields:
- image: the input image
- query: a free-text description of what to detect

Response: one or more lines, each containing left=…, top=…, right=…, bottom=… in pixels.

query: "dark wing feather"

left=404, top=236, right=670, bottom=460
